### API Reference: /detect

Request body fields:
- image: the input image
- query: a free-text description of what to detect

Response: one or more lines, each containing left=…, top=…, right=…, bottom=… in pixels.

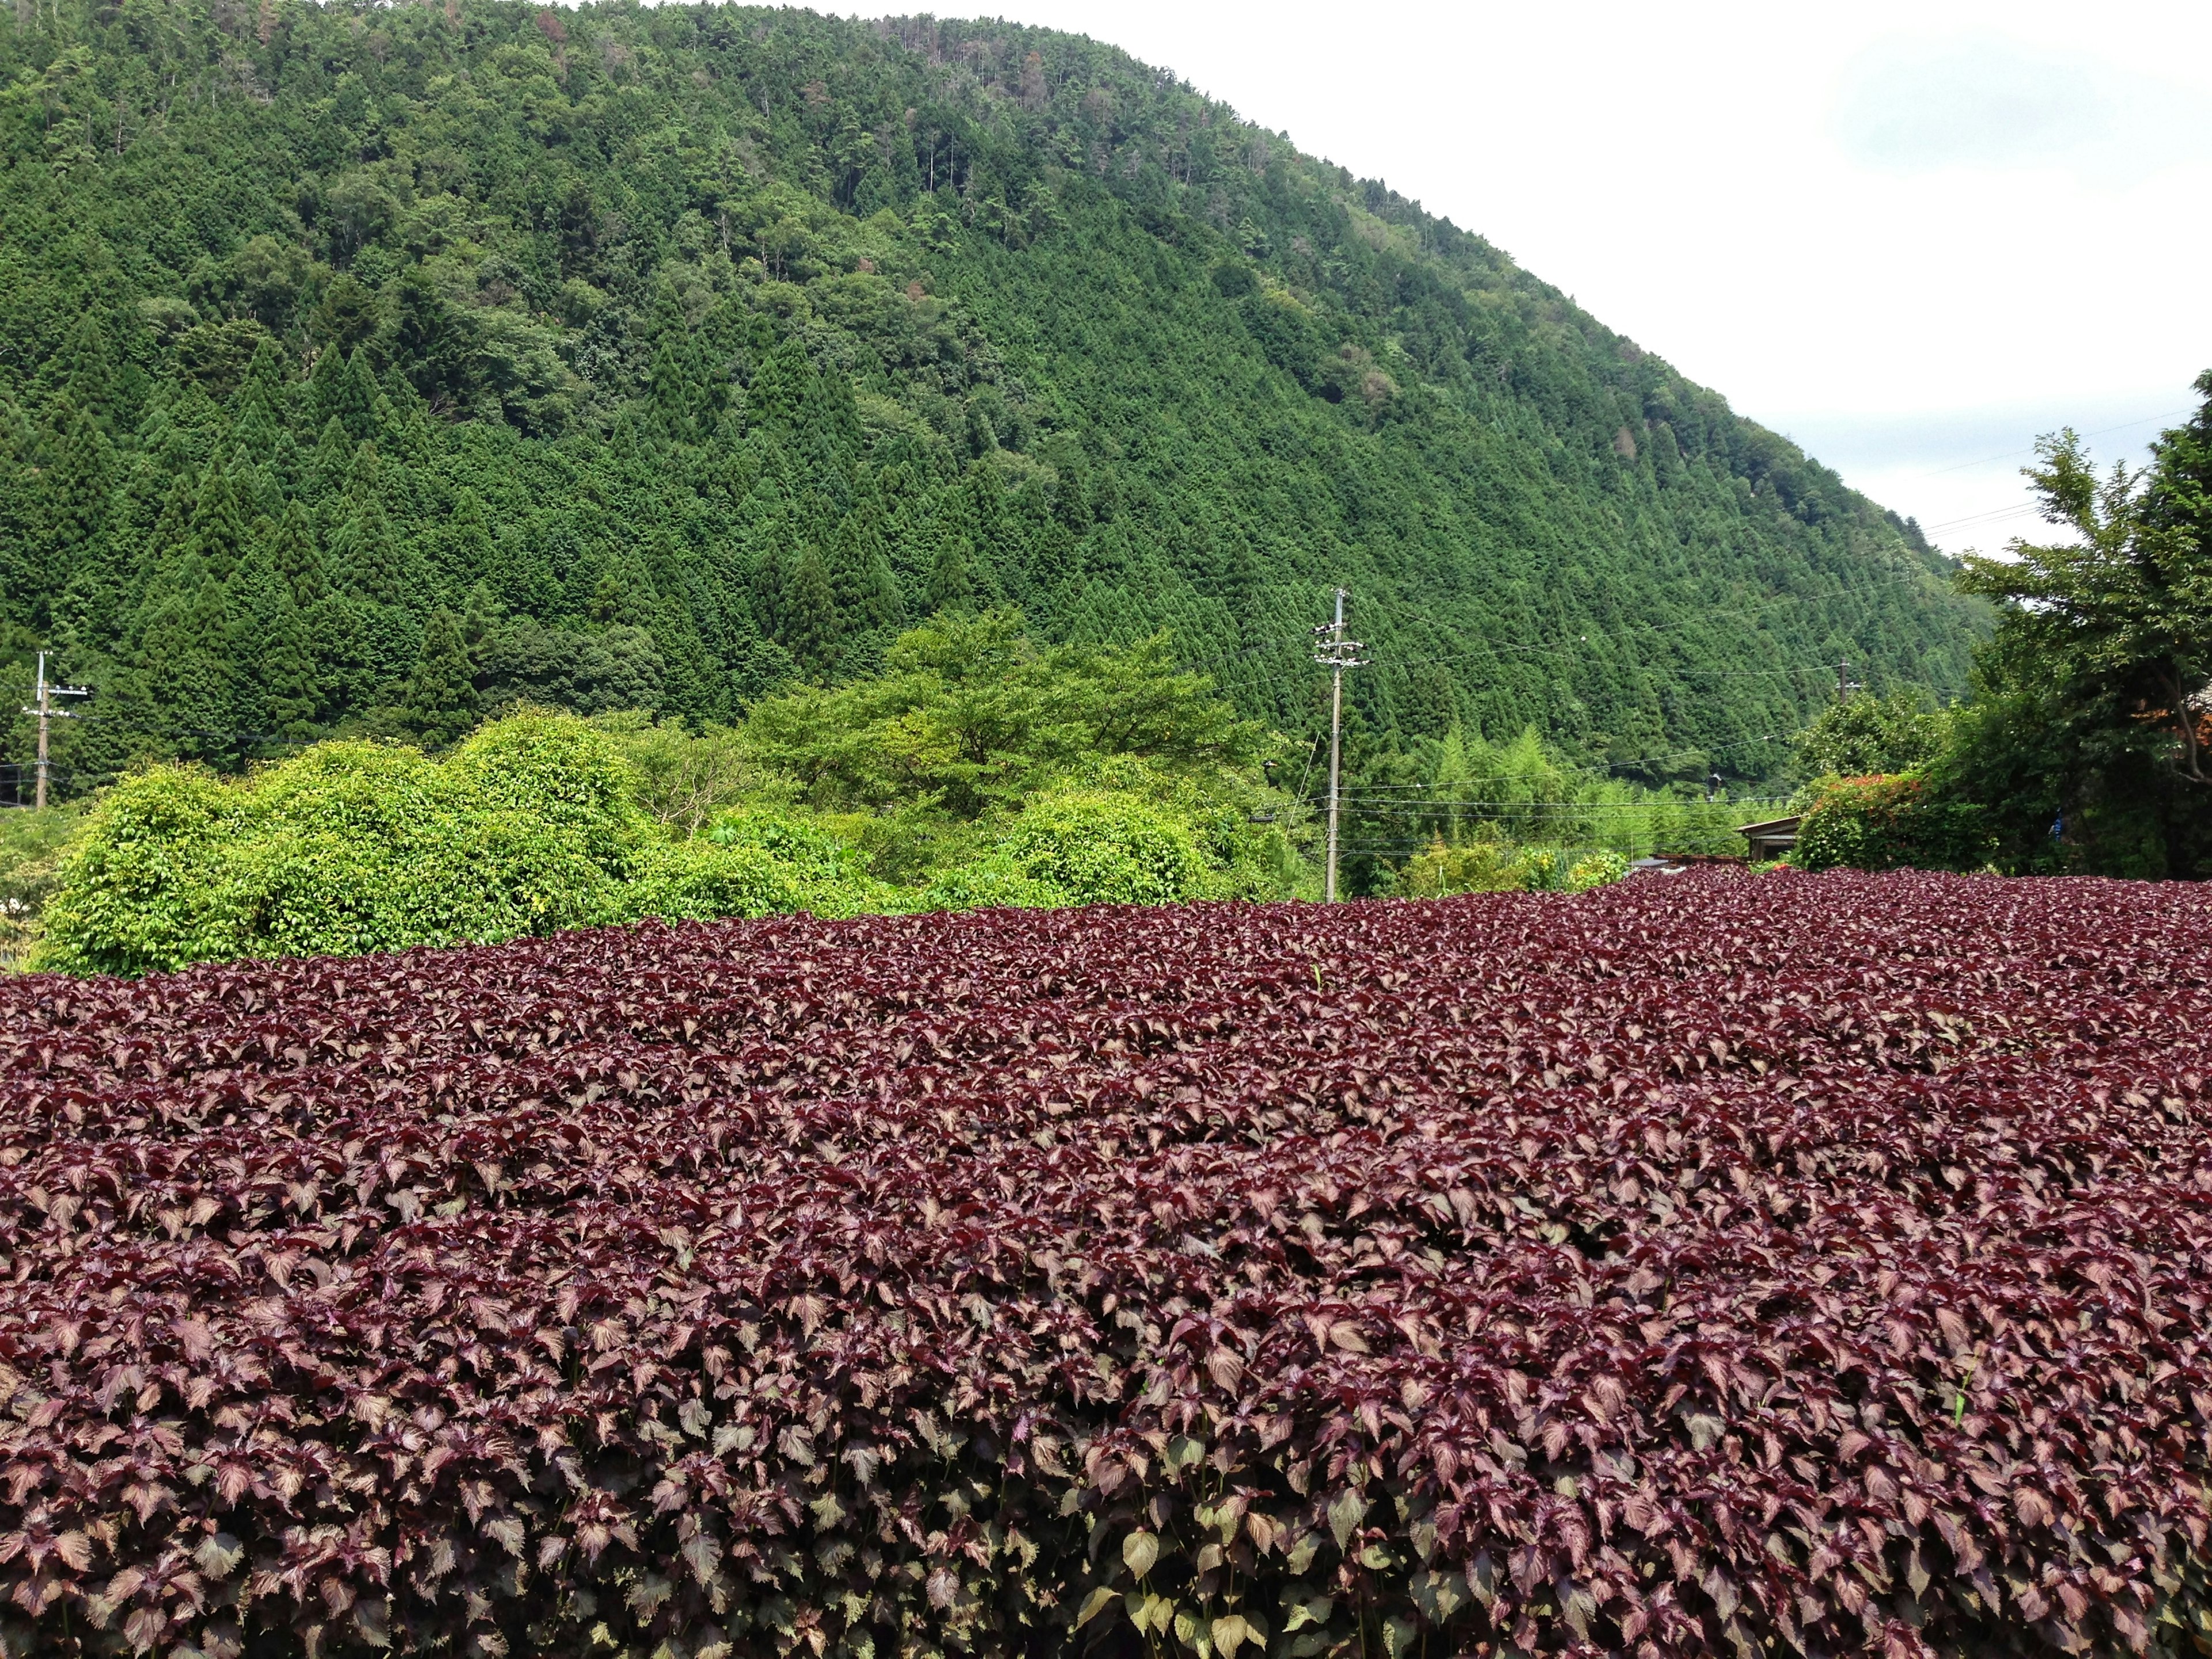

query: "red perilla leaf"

left=0, top=872, right=2206, bottom=1656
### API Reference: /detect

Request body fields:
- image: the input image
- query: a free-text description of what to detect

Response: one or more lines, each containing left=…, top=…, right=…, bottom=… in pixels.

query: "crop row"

left=1, top=870, right=2209, bottom=1658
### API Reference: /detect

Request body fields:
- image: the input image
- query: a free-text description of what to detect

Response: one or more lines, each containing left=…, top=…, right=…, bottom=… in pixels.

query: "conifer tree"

left=128, top=563, right=238, bottom=758
left=260, top=596, right=324, bottom=740
left=308, top=417, right=354, bottom=505
left=827, top=507, right=903, bottom=634
left=343, top=439, right=382, bottom=509
left=401, top=607, right=479, bottom=747
left=647, top=338, right=694, bottom=443
left=265, top=501, right=326, bottom=608
left=238, top=335, right=287, bottom=414
left=26, top=404, right=109, bottom=624
left=224, top=548, right=286, bottom=737
left=588, top=565, right=652, bottom=626
left=745, top=340, right=810, bottom=427
left=50, top=313, right=116, bottom=428
left=751, top=538, right=789, bottom=640
left=461, top=581, right=503, bottom=654
left=230, top=397, right=281, bottom=465
left=342, top=350, right=385, bottom=442
left=185, top=462, right=253, bottom=580
left=304, top=346, right=349, bottom=435
left=331, top=495, right=404, bottom=608
left=782, top=547, right=839, bottom=676
left=146, top=469, right=199, bottom=567
left=308, top=346, right=377, bottom=441
left=926, top=533, right=978, bottom=616
left=432, top=490, right=495, bottom=600
left=647, top=597, right=725, bottom=726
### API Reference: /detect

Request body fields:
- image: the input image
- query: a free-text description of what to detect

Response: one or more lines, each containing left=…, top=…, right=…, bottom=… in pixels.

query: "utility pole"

left=1835, top=658, right=1862, bottom=703
left=1311, top=588, right=1369, bottom=903
left=20, top=653, right=89, bottom=810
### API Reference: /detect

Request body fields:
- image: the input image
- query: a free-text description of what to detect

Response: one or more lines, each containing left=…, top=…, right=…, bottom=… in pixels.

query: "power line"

left=1915, top=407, right=2195, bottom=479
left=1205, top=566, right=1963, bottom=703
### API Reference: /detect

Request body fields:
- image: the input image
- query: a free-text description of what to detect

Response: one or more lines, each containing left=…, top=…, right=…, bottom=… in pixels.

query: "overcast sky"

left=855, top=0, right=2212, bottom=554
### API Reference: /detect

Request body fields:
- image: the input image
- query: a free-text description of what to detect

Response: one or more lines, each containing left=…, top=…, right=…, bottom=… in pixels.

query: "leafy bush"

left=1396, top=831, right=1630, bottom=896
left=1396, top=829, right=1531, bottom=895
left=625, top=838, right=816, bottom=923
left=1, top=874, right=2207, bottom=1658
left=1793, top=771, right=1995, bottom=872
left=995, top=788, right=1209, bottom=904
left=589, top=713, right=765, bottom=836
left=1795, top=690, right=1950, bottom=778
left=644, top=809, right=908, bottom=920
left=911, top=855, right=1073, bottom=912
left=35, top=712, right=654, bottom=974
left=0, top=805, right=88, bottom=969
left=1567, top=849, right=1630, bottom=890
left=29, top=764, right=256, bottom=974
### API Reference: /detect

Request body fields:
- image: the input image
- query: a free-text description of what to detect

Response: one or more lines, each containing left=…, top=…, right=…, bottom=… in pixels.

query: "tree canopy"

left=1940, top=374, right=2212, bottom=876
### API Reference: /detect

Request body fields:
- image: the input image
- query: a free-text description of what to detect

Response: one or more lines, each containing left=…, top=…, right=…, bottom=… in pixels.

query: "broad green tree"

left=1959, top=411, right=2212, bottom=786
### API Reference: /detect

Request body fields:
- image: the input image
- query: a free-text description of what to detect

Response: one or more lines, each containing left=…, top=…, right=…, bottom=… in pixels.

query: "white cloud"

left=1832, top=33, right=2212, bottom=181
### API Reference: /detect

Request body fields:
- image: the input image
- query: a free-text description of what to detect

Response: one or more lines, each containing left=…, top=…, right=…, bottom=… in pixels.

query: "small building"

left=1736, top=815, right=1802, bottom=860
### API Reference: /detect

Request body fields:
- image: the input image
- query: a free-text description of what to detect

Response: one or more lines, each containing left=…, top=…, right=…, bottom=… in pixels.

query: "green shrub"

left=911, top=857, right=1073, bottom=912
left=0, top=805, right=84, bottom=969
left=995, top=790, right=1208, bottom=906
left=1398, top=834, right=1631, bottom=897
left=626, top=839, right=817, bottom=923
left=440, top=711, right=653, bottom=873
left=1397, top=830, right=1538, bottom=895
left=33, top=768, right=252, bottom=975
left=36, top=712, right=658, bottom=975
left=1793, top=772, right=1994, bottom=873
left=703, top=809, right=872, bottom=883
left=1567, top=850, right=1630, bottom=891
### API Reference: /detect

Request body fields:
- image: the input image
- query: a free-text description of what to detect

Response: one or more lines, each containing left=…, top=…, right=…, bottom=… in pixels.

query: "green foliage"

left=0, top=803, right=83, bottom=966
left=0, top=0, right=1982, bottom=808
left=1396, top=828, right=1541, bottom=896
left=29, top=615, right=1305, bottom=972
left=1796, top=691, right=1948, bottom=778
left=1791, top=772, right=1994, bottom=874
left=402, top=607, right=478, bottom=748
left=1343, top=721, right=1763, bottom=896
left=1567, top=850, right=1630, bottom=891
left=910, top=857, right=1071, bottom=913
left=34, top=712, right=649, bottom=974
left=993, top=789, right=1208, bottom=907
left=1392, top=828, right=1627, bottom=896
left=626, top=838, right=819, bottom=925
left=592, top=713, right=769, bottom=835
left=1927, top=374, right=2212, bottom=877
left=742, top=608, right=1269, bottom=820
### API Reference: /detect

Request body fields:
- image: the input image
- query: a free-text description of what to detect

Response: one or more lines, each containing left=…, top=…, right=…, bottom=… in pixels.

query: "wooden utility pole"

left=20, top=653, right=88, bottom=809
left=1312, top=589, right=1368, bottom=902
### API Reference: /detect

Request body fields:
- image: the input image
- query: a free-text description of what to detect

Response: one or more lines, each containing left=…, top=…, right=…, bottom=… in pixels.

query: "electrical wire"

left=1915, top=407, right=2195, bottom=478
left=1205, top=566, right=1964, bottom=703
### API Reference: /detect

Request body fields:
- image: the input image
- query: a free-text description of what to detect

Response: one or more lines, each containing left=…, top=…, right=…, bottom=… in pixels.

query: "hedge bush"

left=31, top=717, right=1289, bottom=975
left=996, top=788, right=1210, bottom=905
left=1793, top=772, right=1995, bottom=872
left=34, top=714, right=652, bottom=975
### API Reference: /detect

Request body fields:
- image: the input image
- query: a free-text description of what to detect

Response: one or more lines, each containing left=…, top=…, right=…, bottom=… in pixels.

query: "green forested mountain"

left=0, top=0, right=1983, bottom=800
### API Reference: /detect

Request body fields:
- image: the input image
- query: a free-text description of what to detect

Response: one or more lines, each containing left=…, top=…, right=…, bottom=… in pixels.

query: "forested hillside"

left=0, top=0, right=1983, bottom=796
